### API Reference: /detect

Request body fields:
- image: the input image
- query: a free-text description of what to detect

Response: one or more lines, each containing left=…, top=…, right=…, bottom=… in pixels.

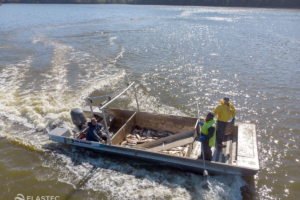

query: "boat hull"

left=49, top=123, right=259, bottom=176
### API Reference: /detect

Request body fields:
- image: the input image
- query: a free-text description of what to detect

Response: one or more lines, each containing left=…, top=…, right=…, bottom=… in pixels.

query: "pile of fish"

left=120, top=127, right=175, bottom=147
left=120, top=127, right=190, bottom=157
left=161, top=144, right=190, bottom=157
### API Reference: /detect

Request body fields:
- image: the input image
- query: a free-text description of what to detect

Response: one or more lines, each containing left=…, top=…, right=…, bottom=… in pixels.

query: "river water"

left=0, top=4, right=299, bottom=200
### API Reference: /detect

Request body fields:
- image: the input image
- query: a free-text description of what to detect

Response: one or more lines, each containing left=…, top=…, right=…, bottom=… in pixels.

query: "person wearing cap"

left=213, top=97, right=236, bottom=148
left=86, top=118, right=107, bottom=143
left=198, top=112, right=216, bottom=161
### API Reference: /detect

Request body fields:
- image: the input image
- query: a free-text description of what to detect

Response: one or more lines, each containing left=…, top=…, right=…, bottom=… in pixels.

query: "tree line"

left=1, top=0, right=300, bottom=8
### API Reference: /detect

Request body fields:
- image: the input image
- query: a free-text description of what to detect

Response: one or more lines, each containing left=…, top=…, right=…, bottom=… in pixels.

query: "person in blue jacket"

left=86, top=118, right=107, bottom=143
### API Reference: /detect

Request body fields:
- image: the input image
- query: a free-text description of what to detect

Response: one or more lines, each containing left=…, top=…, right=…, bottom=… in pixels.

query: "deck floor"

left=195, top=134, right=237, bottom=165
left=211, top=134, right=237, bottom=165
left=108, top=126, right=120, bottom=137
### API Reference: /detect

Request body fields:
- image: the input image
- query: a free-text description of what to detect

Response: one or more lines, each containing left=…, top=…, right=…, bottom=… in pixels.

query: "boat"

left=48, top=82, right=259, bottom=176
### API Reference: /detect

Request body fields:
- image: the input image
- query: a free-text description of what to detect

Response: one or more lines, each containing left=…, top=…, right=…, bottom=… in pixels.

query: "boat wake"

left=0, top=34, right=246, bottom=200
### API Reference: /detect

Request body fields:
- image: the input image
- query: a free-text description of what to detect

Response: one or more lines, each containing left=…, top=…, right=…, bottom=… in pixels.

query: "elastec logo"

left=14, top=194, right=25, bottom=200
left=14, top=194, right=60, bottom=200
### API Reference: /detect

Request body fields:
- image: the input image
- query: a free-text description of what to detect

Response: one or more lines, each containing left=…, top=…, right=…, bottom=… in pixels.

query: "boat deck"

left=211, top=133, right=237, bottom=165
left=191, top=122, right=259, bottom=170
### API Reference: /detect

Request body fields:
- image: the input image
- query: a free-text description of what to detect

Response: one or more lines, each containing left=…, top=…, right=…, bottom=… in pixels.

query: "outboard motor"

left=70, top=108, right=87, bottom=130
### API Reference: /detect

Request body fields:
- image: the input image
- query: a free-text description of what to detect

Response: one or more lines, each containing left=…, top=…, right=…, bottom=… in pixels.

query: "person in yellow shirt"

left=213, top=97, right=236, bottom=149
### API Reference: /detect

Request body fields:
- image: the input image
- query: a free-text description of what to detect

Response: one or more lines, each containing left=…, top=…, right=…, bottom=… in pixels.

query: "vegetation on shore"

left=1, top=0, right=300, bottom=8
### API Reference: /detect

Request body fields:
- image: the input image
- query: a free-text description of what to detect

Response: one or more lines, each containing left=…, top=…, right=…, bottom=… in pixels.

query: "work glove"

left=230, top=118, right=235, bottom=124
left=198, top=121, right=204, bottom=126
left=200, top=136, right=205, bottom=141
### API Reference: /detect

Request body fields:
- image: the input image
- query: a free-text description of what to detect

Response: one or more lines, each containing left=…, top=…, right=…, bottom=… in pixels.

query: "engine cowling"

left=70, top=108, right=87, bottom=130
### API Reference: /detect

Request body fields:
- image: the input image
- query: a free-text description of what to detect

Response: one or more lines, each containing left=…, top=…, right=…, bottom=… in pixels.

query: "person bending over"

left=198, top=112, right=216, bottom=161
left=86, top=118, right=107, bottom=143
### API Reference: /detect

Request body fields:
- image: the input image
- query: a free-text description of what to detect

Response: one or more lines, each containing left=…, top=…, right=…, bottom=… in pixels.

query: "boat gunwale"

left=49, top=132, right=260, bottom=175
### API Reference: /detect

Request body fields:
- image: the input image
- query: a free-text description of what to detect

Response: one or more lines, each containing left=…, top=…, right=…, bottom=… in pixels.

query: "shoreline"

left=1, top=2, right=300, bottom=9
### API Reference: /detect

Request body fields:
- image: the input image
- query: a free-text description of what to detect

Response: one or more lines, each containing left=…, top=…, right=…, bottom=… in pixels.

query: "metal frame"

left=87, top=82, right=139, bottom=145
left=88, top=95, right=112, bottom=117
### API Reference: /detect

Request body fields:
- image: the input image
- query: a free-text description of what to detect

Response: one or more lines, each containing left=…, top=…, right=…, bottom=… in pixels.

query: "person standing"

left=213, top=97, right=236, bottom=148
left=198, top=112, right=216, bottom=161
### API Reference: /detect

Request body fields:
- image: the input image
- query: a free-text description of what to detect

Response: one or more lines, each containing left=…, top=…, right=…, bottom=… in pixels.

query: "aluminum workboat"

left=48, top=82, right=259, bottom=176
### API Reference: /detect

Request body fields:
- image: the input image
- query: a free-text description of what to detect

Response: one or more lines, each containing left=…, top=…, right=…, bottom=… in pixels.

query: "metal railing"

left=87, top=82, right=139, bottom=145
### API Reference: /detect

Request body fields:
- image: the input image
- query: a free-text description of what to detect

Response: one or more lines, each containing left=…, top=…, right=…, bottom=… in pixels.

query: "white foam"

left=179, top=10, right=197, bottom=18
left=206, top=17, right=234, bottom=22
left=39, top=146, right=246, bottom=200
left=111, top=47, right=125, bottom=64
left=0, top=34, right=246, bottom=200
left=0, top=45, right=9, bottom=49
left=109, top=36, right=117, bottom=45
left=0, top=35, right=127, bottom=133
left=0, top=57, right=36, bottom=128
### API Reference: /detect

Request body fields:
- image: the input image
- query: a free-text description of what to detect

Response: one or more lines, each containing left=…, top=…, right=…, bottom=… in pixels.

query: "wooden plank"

left=189, top=140, right=202, bottom=159
left=218, top=144, right=223, bottom=163
left=110, top=112, right=136, bottom=145
left=225, top=123, right=235, bottom=135
left=224, top=134, right=232, bottom=164
left=237, top=123, right=255, bottom=158
left=211, top=145, right=217, bottom=162
left=136, top=112, right=197, bottom=134
left=252, top=124, right=259, bottom=169
left=108, top=108, right=136, bottom=128
left=230, top=126, right=238, bottom=165
left=149, top=137, right=194, bottom=152
left=212, top=135, right=232, bottom=163
left=237, top=123, right=259, bottom=170
left=136, top=130, right=194, bottom=148
left=237, top=156, right=259, bottom=169
left=187, top=122, right=202, bottom=159
left=231, top=134, right=237, bottom=165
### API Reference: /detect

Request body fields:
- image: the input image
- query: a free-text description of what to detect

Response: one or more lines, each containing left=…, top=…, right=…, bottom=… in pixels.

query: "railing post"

left=88, top=98, right=94, bottom=117
left=133, top=86, right=139, bottom=112
left=102, top=108, right=111, bottom=145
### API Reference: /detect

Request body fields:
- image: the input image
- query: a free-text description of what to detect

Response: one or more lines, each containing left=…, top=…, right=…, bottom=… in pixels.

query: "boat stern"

left=48, top=128, right=72, bottom=143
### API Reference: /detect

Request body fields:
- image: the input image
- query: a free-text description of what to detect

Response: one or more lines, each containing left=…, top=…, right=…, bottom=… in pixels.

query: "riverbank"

left=1, top=0, right=300, bottom=8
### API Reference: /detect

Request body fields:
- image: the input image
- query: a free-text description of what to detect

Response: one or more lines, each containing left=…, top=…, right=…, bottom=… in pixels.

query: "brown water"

left=0, top=4, right=299, bottom=200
